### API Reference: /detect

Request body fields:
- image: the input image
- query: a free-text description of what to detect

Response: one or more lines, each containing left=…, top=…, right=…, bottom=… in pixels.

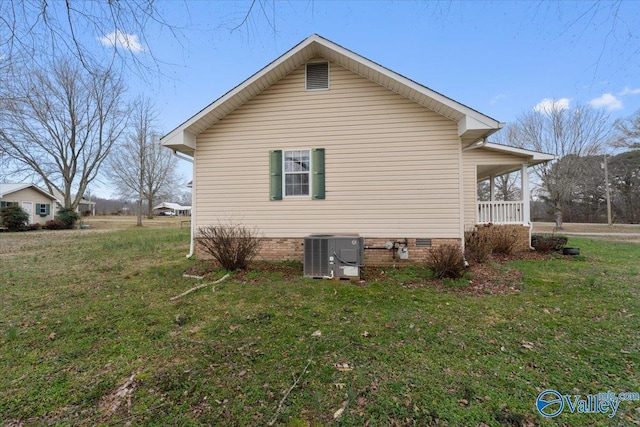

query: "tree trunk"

left=136, top=198, right=143, bottom=227
left=147, top=196, right=154, bottom=219
left=554, top=200, right=563, bottom=230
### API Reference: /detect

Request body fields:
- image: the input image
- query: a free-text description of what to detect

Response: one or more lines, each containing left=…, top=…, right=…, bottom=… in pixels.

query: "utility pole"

left=603, top=154, right=612, bottom=226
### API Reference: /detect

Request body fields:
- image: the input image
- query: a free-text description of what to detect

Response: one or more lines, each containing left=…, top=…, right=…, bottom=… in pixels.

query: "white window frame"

left=38, top=203, right=48, bottom=215
left=305, top=61, right=330, bottom=91
left=283, top=148, right=312, bottom=198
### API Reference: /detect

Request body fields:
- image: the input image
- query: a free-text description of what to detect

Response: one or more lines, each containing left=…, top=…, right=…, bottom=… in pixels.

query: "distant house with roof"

left=0, top=183, right=57, bottom=225
left=51, top=190, right=96, bottom=216
left=153, top=202, right=192, bottom=216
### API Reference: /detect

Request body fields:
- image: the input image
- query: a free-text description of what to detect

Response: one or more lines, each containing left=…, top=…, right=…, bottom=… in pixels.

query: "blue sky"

left=93, top=0, right=640, bottom=197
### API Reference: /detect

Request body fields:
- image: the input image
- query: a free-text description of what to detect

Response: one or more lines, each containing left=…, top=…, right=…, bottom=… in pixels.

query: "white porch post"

left=489, top=175, right=495, bottom=223
left=521, top=163, right=530, bottom=225
left=489, top=175, right=495, bottom=202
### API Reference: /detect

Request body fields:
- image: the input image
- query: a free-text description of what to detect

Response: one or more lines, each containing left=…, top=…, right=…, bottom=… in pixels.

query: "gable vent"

left=306, top=62, right=329, bottom=90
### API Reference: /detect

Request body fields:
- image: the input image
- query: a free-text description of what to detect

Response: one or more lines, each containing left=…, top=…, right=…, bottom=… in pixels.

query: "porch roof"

left=476, top=142, right=555, bottom=181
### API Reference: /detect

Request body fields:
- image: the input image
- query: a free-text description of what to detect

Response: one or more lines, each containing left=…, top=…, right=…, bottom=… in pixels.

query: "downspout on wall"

left=460, top=136, right=488, bottom=262
left=173, top=150, right=196, bottom=258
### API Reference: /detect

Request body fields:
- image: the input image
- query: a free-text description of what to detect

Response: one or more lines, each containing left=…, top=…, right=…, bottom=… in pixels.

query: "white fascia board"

left=161, top=34, right=504, bottom=152
left=32, top=186, right=57, bottom=201
left=0, top=183, right=30, bottom=196
left=484, top=142, right=556, bottom=161
left=161, top=129, right=196, bottom=153
left=161, top=36, right=318, bottom=150
left=313, top=35, right=502, bottom=130
left=458, top=116, right=504, bottom=141
left=1, top=183, right=56, bottom=200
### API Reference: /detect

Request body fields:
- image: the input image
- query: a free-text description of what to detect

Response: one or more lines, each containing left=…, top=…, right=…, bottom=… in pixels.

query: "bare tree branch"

left=612, top=110, right=640, bottom=150
left=105, top=97, right=181, bottom=225
left=0, top=59, right=127, bottom=210
left=0, top=0, right=187, bottom=80
left=510, top=101, right=612, bottom=228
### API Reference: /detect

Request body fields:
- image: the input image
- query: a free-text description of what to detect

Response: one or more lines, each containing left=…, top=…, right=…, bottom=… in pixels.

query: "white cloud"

left=589, top=93, right=623, bottom=111
left=618, top=87, right=640, bottom=96
left=533, top=98, right=570, bottom=113
left=490, top=93, right=507, bottom=105
left=98, top=30, right=144, bottom=53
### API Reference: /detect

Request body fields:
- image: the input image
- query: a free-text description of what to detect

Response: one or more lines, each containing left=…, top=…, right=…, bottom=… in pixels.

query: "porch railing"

left=477, top=201, right=525, bottom=224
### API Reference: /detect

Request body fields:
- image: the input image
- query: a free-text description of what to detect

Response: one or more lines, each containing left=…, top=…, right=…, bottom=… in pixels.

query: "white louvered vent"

left=306, top=62, right=329, bottom=90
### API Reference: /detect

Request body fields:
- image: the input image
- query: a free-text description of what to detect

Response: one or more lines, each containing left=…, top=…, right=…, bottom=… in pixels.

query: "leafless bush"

left=489, top=226, right=520, bottom=255
left=426, top=245, right=467, bottom=279
left=464, top=228, right=493, bottom=264
left=197, top=223, right=261, bottom=271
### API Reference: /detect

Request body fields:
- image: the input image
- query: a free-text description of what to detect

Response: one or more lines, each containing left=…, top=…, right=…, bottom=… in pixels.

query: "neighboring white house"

left=161, top=34, right=553, bottom=265
left=153, top=202, right=192, bottom=216
left=51, top=190, right=96, bottom=216
left=0, top=183, right=57, bottom=225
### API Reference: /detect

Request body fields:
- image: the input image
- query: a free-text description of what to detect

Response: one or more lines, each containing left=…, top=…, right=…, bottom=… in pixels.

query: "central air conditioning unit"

left=304, top=235, right=365, bottom=279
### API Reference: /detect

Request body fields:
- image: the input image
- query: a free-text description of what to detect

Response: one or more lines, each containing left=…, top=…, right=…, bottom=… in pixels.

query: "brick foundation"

left=196, top=236, right=468, bottom=266
left=194, top=225, right=532, bottom=266
left=362, top=237, right=461, bottom=266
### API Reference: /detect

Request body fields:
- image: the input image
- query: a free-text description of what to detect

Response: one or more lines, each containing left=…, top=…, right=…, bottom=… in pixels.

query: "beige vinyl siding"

left=195, top=61, right=461, bottom=238
left=462, top=148, right=531, bottom=228
left=1, top=187, right=56, bottom=225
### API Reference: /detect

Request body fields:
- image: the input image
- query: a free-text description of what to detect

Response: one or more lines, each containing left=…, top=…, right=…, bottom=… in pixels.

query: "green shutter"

left=45, top=204, right=51, bottom=216
left=36, top=203, right=42, bottom=216
left=312, top=148, right=325, bottom=200
left=269, top=150, right=283, bottom=200
left=0, top=201, right=6, bottom=208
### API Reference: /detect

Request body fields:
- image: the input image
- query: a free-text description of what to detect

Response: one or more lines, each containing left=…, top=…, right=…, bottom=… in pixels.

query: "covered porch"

left=470, top=143, right=555, bottom=225
left=476, top=168, right=527, bottom=225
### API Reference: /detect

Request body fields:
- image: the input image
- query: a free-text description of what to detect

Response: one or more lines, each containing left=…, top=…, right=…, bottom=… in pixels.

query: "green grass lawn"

left=1, top=228, right=638, bottom=426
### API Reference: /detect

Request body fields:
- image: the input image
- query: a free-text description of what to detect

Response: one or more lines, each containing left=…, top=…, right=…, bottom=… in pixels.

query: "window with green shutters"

left=270, top=148, right=325, bottom=200
left=36, top=203, right=51, bottom=216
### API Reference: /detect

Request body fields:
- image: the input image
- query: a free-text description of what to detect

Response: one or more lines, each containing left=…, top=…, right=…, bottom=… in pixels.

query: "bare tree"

left=0, top=59, right=127, bottom=210
left=106, top=97, right=180, bottom=226
left=0, top=0, right=182, bottom=78
left=609, top=151, right=640, bottom=223
left=510, top=101, right=611, bottom=229
left=613, top=110, right=640, bottom=150
left=477, top=173, right=521, bottom=201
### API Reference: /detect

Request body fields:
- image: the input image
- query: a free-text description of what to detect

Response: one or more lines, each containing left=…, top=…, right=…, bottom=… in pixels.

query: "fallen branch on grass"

left=267, top=358, right=312, bottom=426
left=169, top=273, right=230, bottom=301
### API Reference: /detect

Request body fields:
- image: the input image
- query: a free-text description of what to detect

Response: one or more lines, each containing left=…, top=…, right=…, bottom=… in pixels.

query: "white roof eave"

left=0, top=183, right=57, bottom=200
left=483, top=142, right=556, bottom=164
left=161, top=34, right=504, bottom=153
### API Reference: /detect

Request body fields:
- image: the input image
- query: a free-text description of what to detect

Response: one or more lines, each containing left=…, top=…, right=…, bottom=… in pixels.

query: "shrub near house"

left=0, top=205, right=30, bottom=231
left=55, top=208, right=79, bottom=229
